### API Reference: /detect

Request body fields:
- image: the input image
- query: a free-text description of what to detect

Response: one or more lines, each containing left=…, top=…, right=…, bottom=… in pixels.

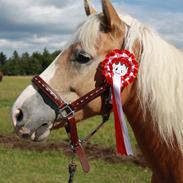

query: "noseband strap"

left=32, top=75, right=111, bottom=172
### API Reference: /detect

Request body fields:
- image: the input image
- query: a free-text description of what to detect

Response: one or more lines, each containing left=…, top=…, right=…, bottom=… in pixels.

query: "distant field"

left=0, top=76, right=151, bottom=183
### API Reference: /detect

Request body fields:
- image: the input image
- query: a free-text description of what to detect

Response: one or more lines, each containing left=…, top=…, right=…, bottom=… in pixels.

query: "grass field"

left=0, top=76, right=151, bottom=183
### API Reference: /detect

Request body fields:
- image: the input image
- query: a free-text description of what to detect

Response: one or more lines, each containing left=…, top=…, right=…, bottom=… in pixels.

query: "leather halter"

left=32, top=75, right=112, bottom=172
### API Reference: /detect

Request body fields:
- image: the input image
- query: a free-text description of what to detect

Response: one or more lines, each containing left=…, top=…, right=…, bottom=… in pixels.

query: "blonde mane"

left=123, top=15, right=183, bottom=152
left=69, top=15, right=100, bottom=56
left=71, top=14, right=183, bottom=152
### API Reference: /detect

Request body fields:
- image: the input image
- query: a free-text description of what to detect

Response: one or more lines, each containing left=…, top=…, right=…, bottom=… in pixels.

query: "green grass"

left=0, top=76, right=31, bottom=133
left=0, top=76, right=151, bottom=183
left=0, top=147, right=150, bottom=183
left=0, top=76, right=31, bottom=108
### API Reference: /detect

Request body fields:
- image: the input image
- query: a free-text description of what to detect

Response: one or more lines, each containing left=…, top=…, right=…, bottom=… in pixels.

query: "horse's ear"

left=84, top=0, right=96, bottom=16
left=102, top=0, right=121, bottom=31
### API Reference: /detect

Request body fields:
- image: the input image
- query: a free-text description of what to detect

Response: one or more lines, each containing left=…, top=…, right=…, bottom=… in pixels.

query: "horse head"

left=12, top=0, right=140, bottom=141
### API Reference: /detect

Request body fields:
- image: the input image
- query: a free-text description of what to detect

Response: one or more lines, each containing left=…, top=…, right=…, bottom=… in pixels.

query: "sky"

left=0, top=0, right=182, bottom=57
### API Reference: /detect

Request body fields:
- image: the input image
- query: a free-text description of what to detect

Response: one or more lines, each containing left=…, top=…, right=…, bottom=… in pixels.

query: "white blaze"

left=12, top=51, right=61, bottom=126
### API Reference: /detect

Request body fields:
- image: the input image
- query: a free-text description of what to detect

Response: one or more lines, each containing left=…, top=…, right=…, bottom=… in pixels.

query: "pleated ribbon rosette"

left=101, top=49, right=138, bottom=156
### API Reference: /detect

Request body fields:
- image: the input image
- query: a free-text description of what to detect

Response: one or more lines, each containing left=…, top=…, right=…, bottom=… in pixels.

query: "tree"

left=0, top=49, right=61, bottom=75
left=30, top=52, right=43, bottom=74
left=42, top=48, right=52, bottom=70
left=0, top=52, right=7, bottom=66
left=12, top=50, right=19, bottom=60
left=9, top=50, right=21, bottom=75
left=20, top=52, right=30, bottom=75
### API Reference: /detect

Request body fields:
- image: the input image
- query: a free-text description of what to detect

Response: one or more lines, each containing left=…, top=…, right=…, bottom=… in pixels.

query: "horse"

left=11, top=0, right=183, bottom=182
left=0, top=72, right=3, bottom=82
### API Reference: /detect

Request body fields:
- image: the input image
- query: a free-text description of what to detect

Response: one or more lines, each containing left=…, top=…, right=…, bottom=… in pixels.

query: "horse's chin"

left=31, top=124, right=52, bottom=141
left=17, top=123, right=53, bottom=142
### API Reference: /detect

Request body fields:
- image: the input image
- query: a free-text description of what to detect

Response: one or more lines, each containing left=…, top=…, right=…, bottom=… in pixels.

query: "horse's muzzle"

left=12, top=84, right=57, bottom=141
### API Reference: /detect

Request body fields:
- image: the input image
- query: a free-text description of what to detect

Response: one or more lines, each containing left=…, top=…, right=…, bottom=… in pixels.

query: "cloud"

left=145, top=12, right=183, bottom=48
left=0, top=0, right=87, bottom=56
left=0, top=39, right=29, bottom=49
left=0, top=0, right=182, bottom=57
left=0, top=0, right=85, bottom=34
left=114, top=1, right=183, bottom=48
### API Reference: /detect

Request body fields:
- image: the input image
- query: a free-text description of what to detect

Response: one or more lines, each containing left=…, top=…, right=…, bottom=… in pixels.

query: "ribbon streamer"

left=101, top=49, right=138, bottom=156
left=112, top=75, right=133, bottom=155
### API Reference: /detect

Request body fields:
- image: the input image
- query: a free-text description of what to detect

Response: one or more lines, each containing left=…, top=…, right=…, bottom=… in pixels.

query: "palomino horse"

left=12, top=0, right=183, bottom=182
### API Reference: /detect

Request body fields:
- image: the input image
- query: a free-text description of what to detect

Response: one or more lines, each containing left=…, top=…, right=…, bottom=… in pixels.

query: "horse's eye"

left=76, top=51, right=91, bottom=64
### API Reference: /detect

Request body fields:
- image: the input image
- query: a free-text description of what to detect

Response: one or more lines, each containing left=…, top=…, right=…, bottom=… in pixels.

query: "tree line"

left=0, top=49, right=61, bottom=75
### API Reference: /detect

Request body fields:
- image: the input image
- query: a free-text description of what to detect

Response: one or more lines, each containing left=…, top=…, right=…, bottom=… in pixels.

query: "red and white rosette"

left=101, top=49, right=138, bottom=156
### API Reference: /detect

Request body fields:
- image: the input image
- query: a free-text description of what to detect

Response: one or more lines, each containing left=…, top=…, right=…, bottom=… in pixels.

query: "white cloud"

left=0, top=0, right=86, bottom=56
left=115, top=2, right=183, bottom=49
left=0, top=38, right=29, bottom=48
left=30, top=35, right=49, bottom=44
left=0, top=0, right=182, bottom=57
left=0, top=0, right=85, bottom=31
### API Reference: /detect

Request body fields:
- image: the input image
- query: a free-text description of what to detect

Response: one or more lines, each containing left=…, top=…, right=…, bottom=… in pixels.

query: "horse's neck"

left=123, top=83, right=182, bottom=179
left=123, top=84, right=156, bottom=154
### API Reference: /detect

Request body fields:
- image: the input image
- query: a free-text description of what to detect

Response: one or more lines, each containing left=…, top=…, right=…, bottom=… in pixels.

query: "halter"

left=32, top=75, right=112, bottom=173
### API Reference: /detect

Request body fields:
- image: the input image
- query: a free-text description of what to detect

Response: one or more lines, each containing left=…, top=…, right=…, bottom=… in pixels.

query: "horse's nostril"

left=16, top=109, right=23, bottom=122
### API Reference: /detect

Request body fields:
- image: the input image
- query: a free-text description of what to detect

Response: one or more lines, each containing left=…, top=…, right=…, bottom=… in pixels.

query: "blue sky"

left=119, top=0, right=183, bottom=12
left=0, top=0, right=182, bottom=57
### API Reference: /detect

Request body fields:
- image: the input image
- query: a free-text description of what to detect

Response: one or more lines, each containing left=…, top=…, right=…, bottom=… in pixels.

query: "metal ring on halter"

left=58, top=104, right=75, bottom=119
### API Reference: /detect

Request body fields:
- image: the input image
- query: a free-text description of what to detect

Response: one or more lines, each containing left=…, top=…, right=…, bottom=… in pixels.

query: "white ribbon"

left=113, top=74, right=133, bottom=156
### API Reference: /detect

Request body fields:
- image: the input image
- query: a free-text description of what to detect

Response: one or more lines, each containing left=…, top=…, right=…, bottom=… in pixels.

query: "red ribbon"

left=112, top=87, right=127, bottom=154
left=101, top=49, right=138, bottom=156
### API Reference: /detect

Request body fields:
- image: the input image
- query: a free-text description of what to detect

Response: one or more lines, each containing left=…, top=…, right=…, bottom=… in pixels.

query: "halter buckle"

left=59, top=104, right=74, bottom=119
